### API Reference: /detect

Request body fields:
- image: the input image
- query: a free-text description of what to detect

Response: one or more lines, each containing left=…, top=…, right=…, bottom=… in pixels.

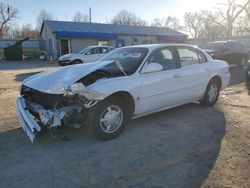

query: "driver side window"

left=148, top=48, right=176, bottom=71
left=86, top=47, right=100, bottom=55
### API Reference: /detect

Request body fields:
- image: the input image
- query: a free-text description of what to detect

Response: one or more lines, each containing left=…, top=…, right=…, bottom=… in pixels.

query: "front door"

left=60, top=39, right=69, bottom=55
left=137, top=47, right=185, bottom=114
left=83, top=47, right=103, bottom=62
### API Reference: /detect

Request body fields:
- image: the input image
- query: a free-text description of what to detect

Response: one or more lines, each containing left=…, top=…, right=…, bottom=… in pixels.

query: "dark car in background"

left=204, top=40, right=250, bottom=67
left=247, top=63, right=250, bottom=93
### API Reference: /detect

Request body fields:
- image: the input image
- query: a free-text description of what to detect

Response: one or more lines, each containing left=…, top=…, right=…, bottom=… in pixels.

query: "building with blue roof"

left=40, top=20, right=187, bottom=59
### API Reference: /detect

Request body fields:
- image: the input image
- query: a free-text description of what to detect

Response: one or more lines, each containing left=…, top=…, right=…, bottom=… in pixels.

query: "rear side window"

left=101, top=47, right=108, bottom=53
left=87, top=47, right=101, bottom=55
left=177, top=47, right=207, bottom=67
left=177, top=48, right=199, bottom=67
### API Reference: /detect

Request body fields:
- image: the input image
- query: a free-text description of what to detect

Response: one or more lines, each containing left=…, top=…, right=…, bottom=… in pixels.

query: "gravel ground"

left=0, top=61, right=249, bottom=188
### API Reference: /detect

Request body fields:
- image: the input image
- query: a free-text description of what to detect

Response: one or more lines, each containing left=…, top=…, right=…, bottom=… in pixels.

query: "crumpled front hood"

left=23, top=60, right=114, bottom=94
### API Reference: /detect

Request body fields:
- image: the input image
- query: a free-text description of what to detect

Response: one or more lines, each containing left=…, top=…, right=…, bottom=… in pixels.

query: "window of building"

left=143, top=40, right=153, bottom=44
left=98, top=40, right=109, bottom=46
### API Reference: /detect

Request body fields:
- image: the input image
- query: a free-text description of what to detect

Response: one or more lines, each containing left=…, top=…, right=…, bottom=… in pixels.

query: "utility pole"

left=89, top=7, right=92, bottom=23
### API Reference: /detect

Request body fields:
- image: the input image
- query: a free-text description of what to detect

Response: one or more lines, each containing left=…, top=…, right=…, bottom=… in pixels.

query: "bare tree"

left=202, top=10, right=227, bottom=39
left=151, top=17, right=164, bottom=27
left=151, top=16, right=181, bottom=30
left=111, top=9, right=147, bottom=26
left=216, top=0, right=250, bottom=37
left=184, top=10, right=226, bottom=39
left=19, top=24, right=39, bottom=38
left=164, top=16, right=182, bottom=30
left=36, top=9, right=53, bottom=30
left=184, top=11, right=206, bottom=38
left=0, top=2, right=18, bottom=38
left=72, top=11, right=88, bottom=22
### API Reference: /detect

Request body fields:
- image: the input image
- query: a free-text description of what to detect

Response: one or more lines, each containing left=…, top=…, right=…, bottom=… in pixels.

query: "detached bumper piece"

left=16, top=97, right=41, bottom=143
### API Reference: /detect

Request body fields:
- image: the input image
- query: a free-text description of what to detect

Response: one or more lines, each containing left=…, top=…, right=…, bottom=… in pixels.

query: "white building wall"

left=41, top=24, right=57, bottom=59
left=70, top=38, right=117, bottom=53
left=117, top=35, right=158, bottom=46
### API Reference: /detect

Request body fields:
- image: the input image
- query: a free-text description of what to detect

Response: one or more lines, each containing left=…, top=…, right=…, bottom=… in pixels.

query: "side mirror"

left=141, top=63, right=163, bottom=74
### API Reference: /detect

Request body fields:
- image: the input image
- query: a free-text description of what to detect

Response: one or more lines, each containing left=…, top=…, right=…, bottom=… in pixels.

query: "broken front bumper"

left=16, top=97, right=41, bottom=142
left=16, top=96, right=84, bottom=143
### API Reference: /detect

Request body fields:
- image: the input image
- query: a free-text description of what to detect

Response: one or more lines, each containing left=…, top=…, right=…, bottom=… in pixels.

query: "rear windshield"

left=204, top=43, right=225, bottom=51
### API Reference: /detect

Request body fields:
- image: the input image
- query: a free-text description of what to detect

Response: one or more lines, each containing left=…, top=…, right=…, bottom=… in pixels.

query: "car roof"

left=209, top=40, right=241, bottom=44
left=119, top=43, right=198, bottom=50
left=88, top=45, right=114, bottom=48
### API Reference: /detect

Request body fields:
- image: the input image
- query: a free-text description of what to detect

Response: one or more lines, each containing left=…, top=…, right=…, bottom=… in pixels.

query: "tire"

left=88, top=96, right=128, bottom=140
left=72, top=59, right=83, bottom=64
left=200, top=78, right=221, bottom=106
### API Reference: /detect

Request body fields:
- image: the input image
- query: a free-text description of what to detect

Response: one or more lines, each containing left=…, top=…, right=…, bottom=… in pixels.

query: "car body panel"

left=246, top=64, right=250, bottom=92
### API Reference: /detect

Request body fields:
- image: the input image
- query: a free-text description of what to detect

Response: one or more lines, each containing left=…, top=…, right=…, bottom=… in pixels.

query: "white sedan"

left=17, top=44, right=230, bottom=142
left=58, top=46, right=114, bottom=66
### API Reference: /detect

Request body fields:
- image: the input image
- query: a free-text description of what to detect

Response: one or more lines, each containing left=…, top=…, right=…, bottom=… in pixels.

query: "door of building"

left=60, top=39, right=69, bottom=55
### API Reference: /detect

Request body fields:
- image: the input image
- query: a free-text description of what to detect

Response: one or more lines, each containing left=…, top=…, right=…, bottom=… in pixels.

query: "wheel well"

left=210, top=75, right=222, bottom=89
left=108, top=91, right=135, bottom=117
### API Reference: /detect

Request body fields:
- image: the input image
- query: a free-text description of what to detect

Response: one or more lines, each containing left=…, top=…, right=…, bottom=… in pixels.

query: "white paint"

left=22, top=44, right=231, bottom=117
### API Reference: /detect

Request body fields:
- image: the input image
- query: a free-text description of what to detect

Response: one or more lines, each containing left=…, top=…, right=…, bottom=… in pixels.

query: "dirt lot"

left=0, top=61, right=249, bottom=188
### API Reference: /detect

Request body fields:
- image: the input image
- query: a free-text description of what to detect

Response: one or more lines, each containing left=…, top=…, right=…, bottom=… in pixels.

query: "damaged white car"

left=16, top=44, right=230, bottom=142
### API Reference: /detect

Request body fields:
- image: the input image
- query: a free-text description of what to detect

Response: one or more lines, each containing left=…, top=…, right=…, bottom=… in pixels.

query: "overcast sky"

left=6, top=0, right=222, bottom=28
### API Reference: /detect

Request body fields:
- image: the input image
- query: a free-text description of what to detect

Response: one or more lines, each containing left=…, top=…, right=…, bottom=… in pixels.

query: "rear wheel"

left=88, top=97, right=128, bottom=140
left=200, top=78, right=221, bottom=106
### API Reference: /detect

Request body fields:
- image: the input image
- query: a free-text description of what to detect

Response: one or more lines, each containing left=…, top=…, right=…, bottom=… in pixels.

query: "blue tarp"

left=56, top=31, right=118, bottom=39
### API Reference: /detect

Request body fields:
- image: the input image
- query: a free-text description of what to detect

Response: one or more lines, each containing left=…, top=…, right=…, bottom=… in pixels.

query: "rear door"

left=174, top=46, right=211, bottom=102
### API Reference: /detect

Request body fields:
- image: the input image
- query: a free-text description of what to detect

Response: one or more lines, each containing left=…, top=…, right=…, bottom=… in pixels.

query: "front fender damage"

left=65, top=83, right=108, bottom=101
left=31, top=82, right=109, bottom=128
left=18, top=82, right=110, bottom=142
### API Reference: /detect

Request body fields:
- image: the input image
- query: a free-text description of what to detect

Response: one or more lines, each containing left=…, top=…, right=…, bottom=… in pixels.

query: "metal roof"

left=43, top=20, right=187, bottom=37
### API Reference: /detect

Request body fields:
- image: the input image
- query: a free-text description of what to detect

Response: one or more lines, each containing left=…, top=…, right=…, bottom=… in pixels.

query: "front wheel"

left=88, top=97, right=128, bottom=140
left=72, top=59, right=83, bottom=64
left=200, top=79, right=221, bottom=106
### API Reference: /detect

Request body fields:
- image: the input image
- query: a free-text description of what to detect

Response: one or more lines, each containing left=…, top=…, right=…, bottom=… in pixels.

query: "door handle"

left=173, top=73, right=181, bottom=78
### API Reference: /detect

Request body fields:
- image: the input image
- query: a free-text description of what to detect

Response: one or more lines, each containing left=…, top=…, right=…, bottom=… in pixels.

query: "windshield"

left=78, top=46, right=92, bottom=54
left=99, top=47, right=149, bottom=75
